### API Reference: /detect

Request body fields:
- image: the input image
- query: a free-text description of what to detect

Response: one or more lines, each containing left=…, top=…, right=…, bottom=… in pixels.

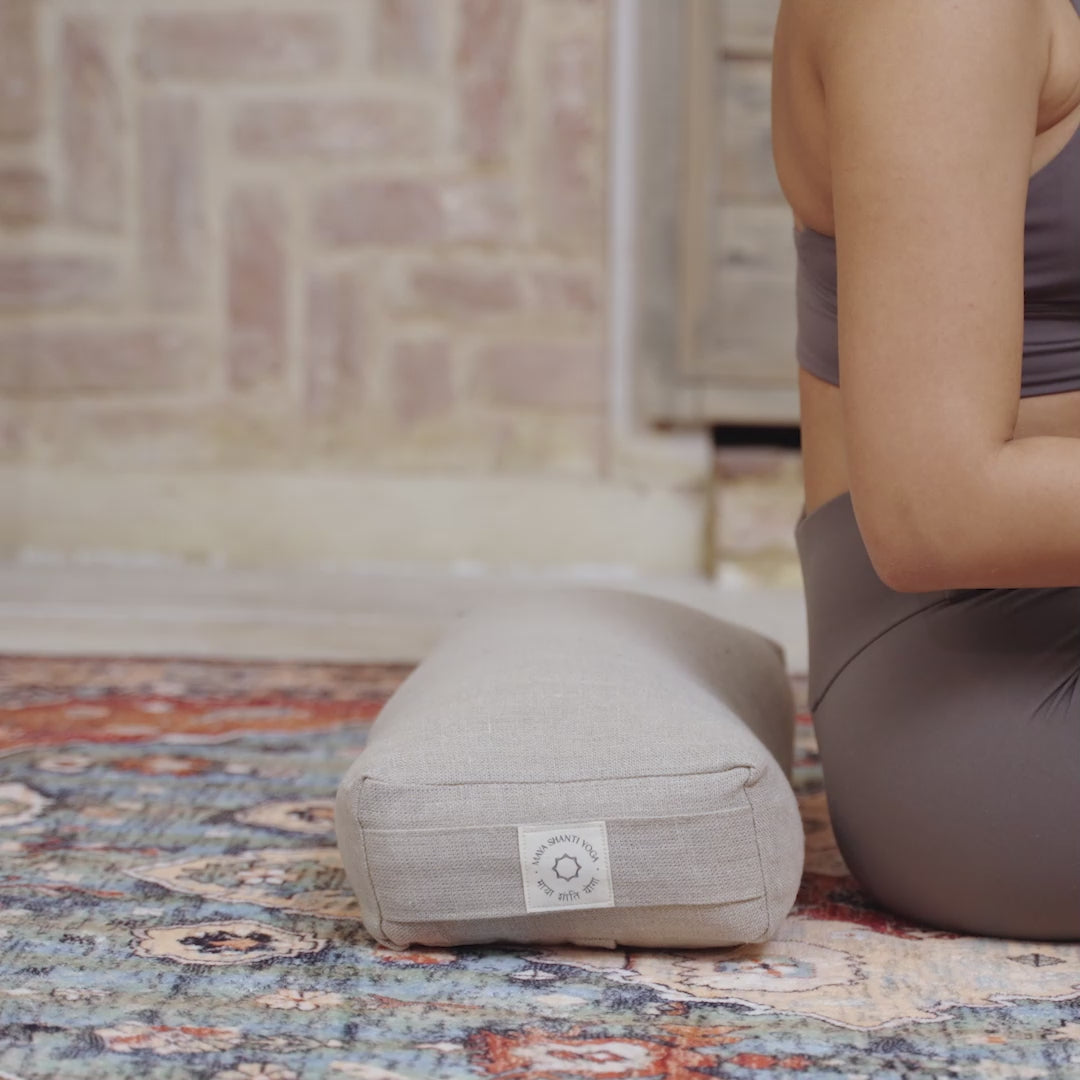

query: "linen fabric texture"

left=335, top=586, right=804, bottom=951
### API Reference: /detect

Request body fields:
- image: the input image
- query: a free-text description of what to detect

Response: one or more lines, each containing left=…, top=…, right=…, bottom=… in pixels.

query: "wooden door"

left=633, top=0, right=799, bottom=427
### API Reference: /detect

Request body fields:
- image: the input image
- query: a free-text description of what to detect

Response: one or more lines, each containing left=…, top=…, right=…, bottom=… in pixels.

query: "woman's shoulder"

left=773, top=0, right=1066, bottom=233
left=781, top=0, right=1053, bottom=71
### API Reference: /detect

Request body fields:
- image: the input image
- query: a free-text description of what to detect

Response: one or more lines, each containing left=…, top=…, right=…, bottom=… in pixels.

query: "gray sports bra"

left=795, top=41, right=1080, bottom=396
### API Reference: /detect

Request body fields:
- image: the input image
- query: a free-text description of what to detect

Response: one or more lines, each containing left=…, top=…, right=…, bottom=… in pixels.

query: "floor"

left=5, top=655, right=1077, bottom=1080
left=0, top=561, right=808, bottom=673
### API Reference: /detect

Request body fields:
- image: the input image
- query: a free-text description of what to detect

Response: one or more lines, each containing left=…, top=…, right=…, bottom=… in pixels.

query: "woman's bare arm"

left=825, top=0, right=1080, bottom=591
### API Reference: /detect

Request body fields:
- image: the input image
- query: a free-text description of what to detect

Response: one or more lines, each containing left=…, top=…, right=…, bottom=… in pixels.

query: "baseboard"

left=2, top=466, right=706, bottom=576
left=0, top=562, right=808, bottom=671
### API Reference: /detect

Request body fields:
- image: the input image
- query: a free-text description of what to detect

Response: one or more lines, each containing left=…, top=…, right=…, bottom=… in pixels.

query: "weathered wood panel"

left=708, top=206, right=797, bottom=382
left=722, top=0, right=780, bottom=57
left=720, top=59, right=782, bottom=203
left=633, top=0, right=798, bottom=426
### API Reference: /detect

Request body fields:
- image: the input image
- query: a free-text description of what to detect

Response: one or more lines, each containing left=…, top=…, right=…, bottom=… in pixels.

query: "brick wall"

left=0, top=0, right=610, bottom=478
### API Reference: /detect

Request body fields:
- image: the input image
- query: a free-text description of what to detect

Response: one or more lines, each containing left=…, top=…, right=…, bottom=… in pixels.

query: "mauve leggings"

left=795, top=490, right=1080, bottom=940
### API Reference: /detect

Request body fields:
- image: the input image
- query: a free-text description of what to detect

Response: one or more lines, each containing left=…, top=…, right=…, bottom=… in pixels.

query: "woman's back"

left=772, top=0, right=1080, bottom=525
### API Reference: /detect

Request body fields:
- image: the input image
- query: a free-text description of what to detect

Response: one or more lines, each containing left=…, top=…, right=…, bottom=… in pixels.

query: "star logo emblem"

left=552, top=853, right=582, bottom=881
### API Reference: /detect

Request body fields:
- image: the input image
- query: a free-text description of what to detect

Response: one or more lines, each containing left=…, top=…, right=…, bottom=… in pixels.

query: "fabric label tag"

left=517, top=820, right=615, bottom=913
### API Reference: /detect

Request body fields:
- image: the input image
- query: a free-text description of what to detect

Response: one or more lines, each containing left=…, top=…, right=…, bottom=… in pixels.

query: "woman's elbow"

left=867, top=541, right=949, bottom=593
left=856, top=500, right=958, bottom=594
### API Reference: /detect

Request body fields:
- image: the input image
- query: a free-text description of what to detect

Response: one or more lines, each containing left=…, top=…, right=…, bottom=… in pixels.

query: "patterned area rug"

left=0, top=656, right=1077, bottom=1080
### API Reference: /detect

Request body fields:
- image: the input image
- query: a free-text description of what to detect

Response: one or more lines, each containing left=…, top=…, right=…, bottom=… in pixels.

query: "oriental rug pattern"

left=0, top=657, right=1076, bottom=1080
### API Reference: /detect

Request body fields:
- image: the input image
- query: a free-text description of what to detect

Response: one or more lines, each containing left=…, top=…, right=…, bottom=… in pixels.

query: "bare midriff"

left=774, top=0, right=1080, bottom=517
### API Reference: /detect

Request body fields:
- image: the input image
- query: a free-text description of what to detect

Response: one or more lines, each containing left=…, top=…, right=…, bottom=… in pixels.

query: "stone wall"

left=0, top=0, right=612, bottom=478
left=0, top=0, right=721, bottom=573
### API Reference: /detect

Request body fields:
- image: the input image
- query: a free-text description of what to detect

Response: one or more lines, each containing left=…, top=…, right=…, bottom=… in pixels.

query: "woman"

left=771, top=0, right=1080, bottom=939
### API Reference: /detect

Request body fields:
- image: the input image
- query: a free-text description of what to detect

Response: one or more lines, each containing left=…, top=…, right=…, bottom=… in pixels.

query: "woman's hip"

left=795, top=488, right=1080, bottom=939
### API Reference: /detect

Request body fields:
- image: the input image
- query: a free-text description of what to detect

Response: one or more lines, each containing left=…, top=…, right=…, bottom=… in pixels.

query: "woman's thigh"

left=814, top=585, right=1080, bottom=940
